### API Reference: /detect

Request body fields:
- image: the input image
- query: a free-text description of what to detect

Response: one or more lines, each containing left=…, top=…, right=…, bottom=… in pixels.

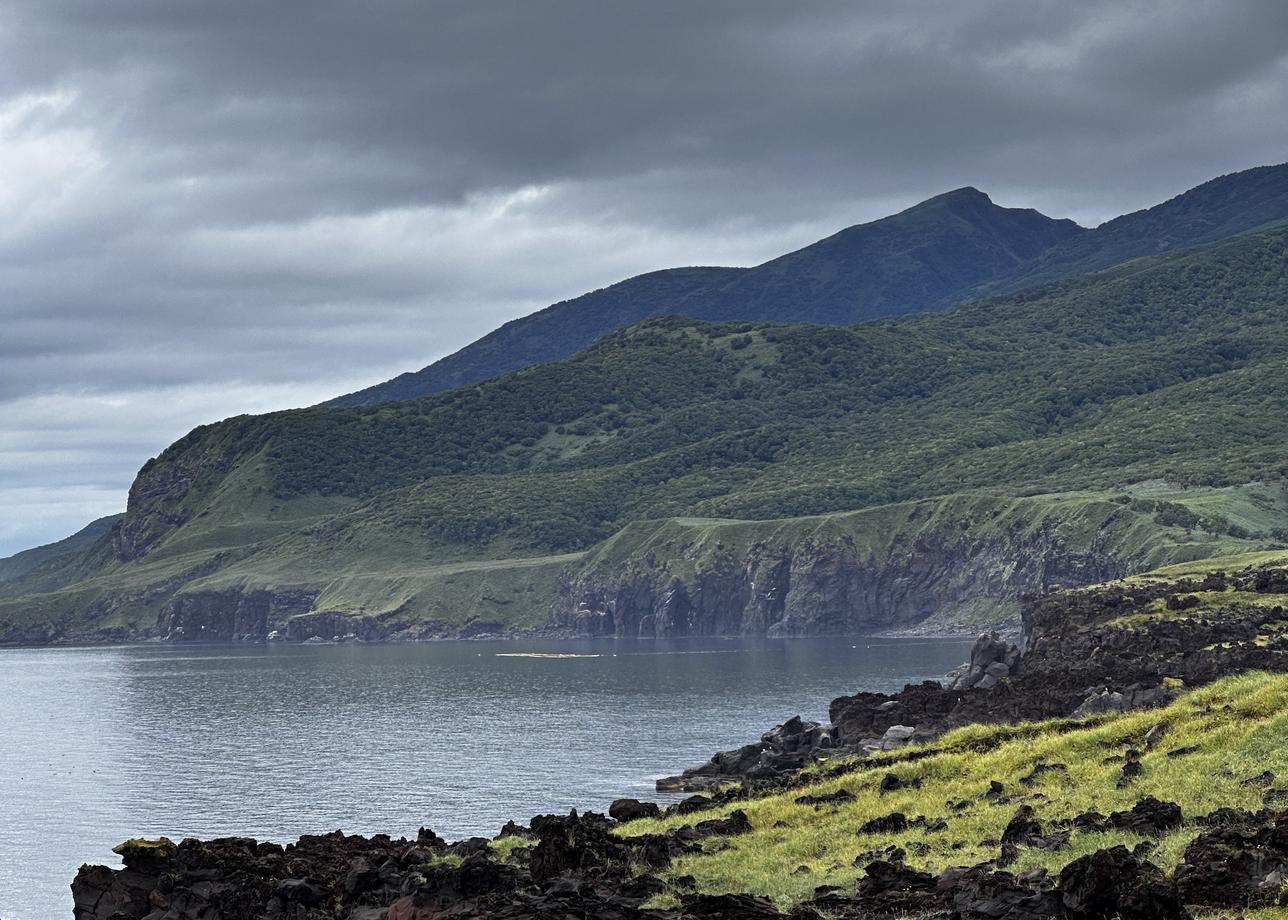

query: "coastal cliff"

left=546, top=491, right=1260, bottom=639
left=660, top=557, right=1288, bottom=792
left=2, top=485, right=1275, bottom=646
left=6, top=485, right=1265, bottom=646
left=549, top=528, right=1124, bottom=638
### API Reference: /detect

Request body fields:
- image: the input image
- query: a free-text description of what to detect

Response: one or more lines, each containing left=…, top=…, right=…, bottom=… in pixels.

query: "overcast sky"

left=2, top=0, right=1287, bottom=556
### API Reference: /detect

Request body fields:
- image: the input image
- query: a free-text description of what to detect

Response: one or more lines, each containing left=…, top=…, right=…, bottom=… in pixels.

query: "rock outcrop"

left=160, top=589, right=318, bottom=641
left=661, top=565, right=1288, bottom=790
left=75, top=807, right=1288, bottom=919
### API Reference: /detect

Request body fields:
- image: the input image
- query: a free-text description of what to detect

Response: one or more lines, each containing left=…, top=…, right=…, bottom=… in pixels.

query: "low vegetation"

left=617, top=671, right=1288, bottom=909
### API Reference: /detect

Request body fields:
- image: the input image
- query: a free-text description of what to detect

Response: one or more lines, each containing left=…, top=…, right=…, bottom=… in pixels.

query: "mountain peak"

left=895, top=186, right=997, bottom=217
left=927, top=185, right=991, bottom=204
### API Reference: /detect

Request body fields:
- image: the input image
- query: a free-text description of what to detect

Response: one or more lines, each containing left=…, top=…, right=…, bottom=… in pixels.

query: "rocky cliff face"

left=111, top=426, right=248, bottom=562
left=159, top=588, right=318, bottom=641
left=4, top=485, right=1264, bottom=646
left=154, top=590, right=516, bottom=643
left=550, top=529, right=1129, bottom=638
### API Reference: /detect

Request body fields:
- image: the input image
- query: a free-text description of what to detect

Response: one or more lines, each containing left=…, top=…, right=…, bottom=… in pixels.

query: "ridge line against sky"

left=3, top=0, right=1288, bottom=556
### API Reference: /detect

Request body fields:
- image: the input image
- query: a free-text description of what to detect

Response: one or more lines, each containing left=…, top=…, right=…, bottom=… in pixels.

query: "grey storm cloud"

left=2, top=0, right=1288, bottom=554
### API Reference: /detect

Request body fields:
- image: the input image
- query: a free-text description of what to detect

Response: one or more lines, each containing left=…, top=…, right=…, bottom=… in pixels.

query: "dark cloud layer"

left=2, top=0, right=1287, bottom=554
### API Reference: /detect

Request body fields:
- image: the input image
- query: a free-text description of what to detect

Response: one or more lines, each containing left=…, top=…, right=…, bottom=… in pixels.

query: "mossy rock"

left=112, top=837, right=176, bottom=861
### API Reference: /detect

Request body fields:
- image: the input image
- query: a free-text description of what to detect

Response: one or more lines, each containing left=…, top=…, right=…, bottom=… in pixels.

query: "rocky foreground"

left=72, top=806, right=1288, bottom=920
left=660, top=563, right=1288, bottom=791
left=72, top=561, right=1288, bottom=919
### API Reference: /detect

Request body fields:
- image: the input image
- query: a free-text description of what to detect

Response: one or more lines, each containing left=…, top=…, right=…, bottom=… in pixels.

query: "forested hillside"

left=4, top=219, right=1288, bottom=643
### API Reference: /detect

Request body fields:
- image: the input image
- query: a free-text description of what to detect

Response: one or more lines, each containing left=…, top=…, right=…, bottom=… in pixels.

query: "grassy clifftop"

left=0, top=480, right=1277, bottom=642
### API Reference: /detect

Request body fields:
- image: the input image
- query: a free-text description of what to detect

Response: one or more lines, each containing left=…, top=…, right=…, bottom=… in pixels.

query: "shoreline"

left=66, top=558, right=1288, bottom=919
left=0, top=627, right=984, bottom=651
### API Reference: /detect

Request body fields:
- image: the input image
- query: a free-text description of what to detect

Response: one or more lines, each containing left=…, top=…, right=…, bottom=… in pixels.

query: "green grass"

left=487, top=835, right=535, bottom=863
left=1129, top=548, right=1288, bottom=583
left=572, top=485, right=1276, bottom=584
left=617, top=672, right=1288, bottom=908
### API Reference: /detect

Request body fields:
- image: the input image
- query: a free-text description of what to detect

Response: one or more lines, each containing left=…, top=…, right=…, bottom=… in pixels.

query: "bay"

left=0, top=636, right=972, bottom=919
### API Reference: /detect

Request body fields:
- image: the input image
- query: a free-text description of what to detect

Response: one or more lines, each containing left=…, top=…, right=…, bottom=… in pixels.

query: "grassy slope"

left=617, top=671, right=1288, bottom=913
left=0, top=482, right=1274, bottom=636
left=7, top=225, right=1288, bottom=634
left=558, top=485, right=1278, bottom=629
left=573, top=485, right=1286, bottom=579
left=604, top=550, right=1288, bottom=913
left=0, top=514, right=122, bottom=586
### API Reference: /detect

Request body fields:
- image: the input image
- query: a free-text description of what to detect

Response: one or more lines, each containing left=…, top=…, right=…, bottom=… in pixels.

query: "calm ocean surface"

left=0, top=636, right=972, bottom=919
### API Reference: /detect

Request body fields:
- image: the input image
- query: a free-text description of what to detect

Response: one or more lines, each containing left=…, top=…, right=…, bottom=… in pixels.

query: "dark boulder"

left=1174, top=817, right=1288, bottom=908
left=795, top=789, right=855, bottom=807
left=610, top=798, right=662, bottom=823
left=879, top=772, right=922, bottom=793
left=682, top=892, right=784, bottom=918
left=676, top=795, right=715, bottom=815
left=942, top=865, right=1062, bottom=920
left=691, top=809, right=754, bottom=839
left=949, top=633, right=1022, bottom=690
left=1001, top=805, right=1044, bottom=846
left=859, top=812, right=909, bottom=834
left=1059, top=846, right=1187, bottom=920
left=1108, top=797, right=1183, bottom=836
left=850, top=859, right=944, bottom=916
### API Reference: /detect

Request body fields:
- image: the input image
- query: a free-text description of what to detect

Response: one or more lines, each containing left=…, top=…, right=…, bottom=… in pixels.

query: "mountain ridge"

left=328, top=162, right=1288, bottom=409
left=326, top=186, right=1083, bottom=407
left=994, top=162, right=1288, bottom=291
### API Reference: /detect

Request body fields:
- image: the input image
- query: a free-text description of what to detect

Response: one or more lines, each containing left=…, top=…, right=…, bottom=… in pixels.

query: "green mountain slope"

left=0, top=514, right=122, bottom=584
left=329, top=163, right=1288, bottom=409
left=5, top=222, right=1288, bottom=643
left=327, top=188, right=1082, bottom=407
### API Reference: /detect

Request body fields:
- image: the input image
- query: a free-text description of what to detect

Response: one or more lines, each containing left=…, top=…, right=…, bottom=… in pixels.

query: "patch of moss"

left=112, top=837, right=176, bottom=857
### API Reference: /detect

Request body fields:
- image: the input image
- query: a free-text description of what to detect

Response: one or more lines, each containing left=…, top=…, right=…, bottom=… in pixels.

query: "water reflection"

left=0, top=636, right=971, bottom=919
